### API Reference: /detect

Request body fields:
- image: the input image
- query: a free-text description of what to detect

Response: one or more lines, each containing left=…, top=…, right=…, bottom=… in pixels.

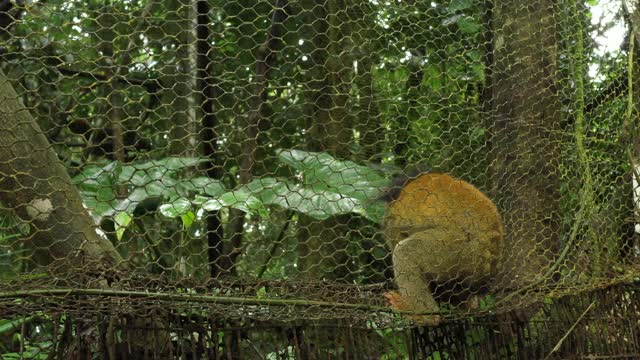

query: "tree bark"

left=0, top=69, right=123, bottom=279
left=297, top=0, right=354, bottom=280
left=221, top=0, right=290, bottom=275
left=195, top=0, right=226, bottom=278
left=490, top=0, right=562, bottom=287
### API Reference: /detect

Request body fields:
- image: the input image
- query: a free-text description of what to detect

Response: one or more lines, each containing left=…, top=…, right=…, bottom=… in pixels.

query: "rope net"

left=0, top=0, right=639, bottom=357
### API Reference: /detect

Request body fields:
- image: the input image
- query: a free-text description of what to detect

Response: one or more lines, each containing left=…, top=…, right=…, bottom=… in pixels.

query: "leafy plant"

left=75, top=151, right=391, bottom=233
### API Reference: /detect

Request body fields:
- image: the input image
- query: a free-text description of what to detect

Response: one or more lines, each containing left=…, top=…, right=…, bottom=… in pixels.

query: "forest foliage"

left=0, top=0, right=637, bottom=357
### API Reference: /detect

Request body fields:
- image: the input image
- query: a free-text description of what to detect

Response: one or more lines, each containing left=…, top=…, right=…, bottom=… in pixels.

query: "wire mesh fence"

left=0, top=0, right=639, bottom=358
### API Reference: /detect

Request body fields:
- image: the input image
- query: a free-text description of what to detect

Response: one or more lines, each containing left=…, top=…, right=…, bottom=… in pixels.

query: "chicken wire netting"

left=0, top=0, right=639, bottom=357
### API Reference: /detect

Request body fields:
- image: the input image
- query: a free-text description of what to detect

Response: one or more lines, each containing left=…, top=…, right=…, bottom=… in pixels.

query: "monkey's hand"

left=384, top=291, right=442, bottom=326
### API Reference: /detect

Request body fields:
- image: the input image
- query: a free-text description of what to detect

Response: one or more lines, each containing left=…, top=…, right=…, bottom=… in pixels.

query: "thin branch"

left=544, top=300, right=596, bottom=360
left=0, top=288, right=390, bottom=312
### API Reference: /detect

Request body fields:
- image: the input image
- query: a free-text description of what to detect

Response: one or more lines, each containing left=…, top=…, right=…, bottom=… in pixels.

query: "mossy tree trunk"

left=622, top=3, right=640, bottom=261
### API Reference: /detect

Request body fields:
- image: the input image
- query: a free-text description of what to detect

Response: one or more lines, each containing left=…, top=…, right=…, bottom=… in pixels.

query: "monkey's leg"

left=389, top=232, right=443, bottom=326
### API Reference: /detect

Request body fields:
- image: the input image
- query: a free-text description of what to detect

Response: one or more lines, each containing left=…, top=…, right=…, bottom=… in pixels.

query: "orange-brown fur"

left=383, top=173, right=504, bottom=325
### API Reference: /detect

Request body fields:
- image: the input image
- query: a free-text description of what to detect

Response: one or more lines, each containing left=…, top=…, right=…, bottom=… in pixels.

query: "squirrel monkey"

left=382, top=173, right=504, bottom=326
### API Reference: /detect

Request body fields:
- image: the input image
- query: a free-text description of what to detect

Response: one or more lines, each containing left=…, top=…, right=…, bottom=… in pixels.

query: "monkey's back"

left=383, top=173, right=504, bottom=287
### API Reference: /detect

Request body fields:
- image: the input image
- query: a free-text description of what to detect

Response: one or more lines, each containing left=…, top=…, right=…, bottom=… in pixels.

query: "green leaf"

left=447, top=0, right=473, bottom=12
left=95, top=186, right=116, bottom=202
left=442, top=14, right=464, bottom=27
left=256, top=286, right=268, bottom=299
left=159, top=198, right=192, bottom=218
left=145, top=179, right=176, bottom=198
left=76, top=157, right=208, bottom=222
left=272, top=150, right=392, bottom=222
left=0, top=317, right=32, bottom=334
left=128, top=157, right=204, bottom=172
left=178, top=177, right=226, bottom=197
left=202, top=190, right=268, bottom=218
left=364, top=202, right=386, bottom=224
left=456, top=16, right=481, bottom=34
left=466, top=50, right=482, bottom=63
left=100, top=188, right=160, bottom=220
left=72, top=164, right=114, bottom=189
left=114, top=211, right=132, bottom=241
left=244, top=177, right=376, bottom=221
left=180, top=211, right=196, bottom=228
left=79, top=190, right=114, bottom=220
left=276, top=149, right=389, bottom=202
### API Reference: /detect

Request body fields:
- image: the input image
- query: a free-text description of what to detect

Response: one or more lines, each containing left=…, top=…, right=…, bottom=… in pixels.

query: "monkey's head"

left=378, top=166, right=433, bottom=203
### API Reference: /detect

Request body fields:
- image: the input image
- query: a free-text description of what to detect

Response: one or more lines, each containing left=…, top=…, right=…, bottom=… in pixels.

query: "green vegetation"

left=0, top=0, right=637, bottom=357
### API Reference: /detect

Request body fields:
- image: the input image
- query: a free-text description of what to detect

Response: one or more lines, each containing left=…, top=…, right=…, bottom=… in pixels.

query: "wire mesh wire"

left=0, top=0, right=639, bottom=357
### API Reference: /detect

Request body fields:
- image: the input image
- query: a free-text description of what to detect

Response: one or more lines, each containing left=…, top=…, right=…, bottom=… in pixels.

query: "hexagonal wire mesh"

left=0, top=0, right=639, bottom=358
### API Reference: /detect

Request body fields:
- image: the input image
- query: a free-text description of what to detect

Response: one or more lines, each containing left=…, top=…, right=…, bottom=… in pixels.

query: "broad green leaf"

left=466, top=50, right=482, bottom=63
left=192, top=195, right=210, bottom=206
left=95, top=186, right=116, bottom=202
left=364, top=202, right=386, bottom=224
left=76, top=157, right=200, bottom=190
left=202, top=190, right=268, bottom=218
left=178, top=177, right=226, bottom=197
left=276, top=149, right=389, bottom=202
left=128, top=157, right=204, bottom=172
left=76, top=157, right=208, bottom=221
left=72, top=164, right=114, bottom=189
left=100, top=188, right=162, bottom=220
left=243, top=177, right=280, bottom=195
left=256, top=286, right=268, bottom=299
left=159, top=198, right=192, bottom=218
left=244, top=177, right=376, bottom=221
left=144, top=179, right=175, bottom=198
left=79, top=190, right=114, bottom=220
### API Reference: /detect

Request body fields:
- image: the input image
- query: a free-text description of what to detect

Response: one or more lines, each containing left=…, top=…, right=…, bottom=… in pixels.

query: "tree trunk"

left=296, top=0, right=355, bottom=280
left=221, top=0, right=290, bottom=275
left=195, top=0, right=226, bottom=278
left=0, top=69, right=124, bottom=279
left=490, top=0, right=562, bottom=287
left=623, top=3, right=640, bottom=260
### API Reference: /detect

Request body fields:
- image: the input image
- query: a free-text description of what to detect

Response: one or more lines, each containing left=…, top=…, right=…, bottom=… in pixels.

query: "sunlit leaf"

left=114, top=211, right=132, bottom=241
left=276, top=149, right=389, bottom=202
left=178, top=177, right=226, bottom=197
left=180, top=211, right=196, bottom=228
left=159, top=198, right=192, bottom=218
left=202, top=190, right=268, bottom=218
left=243, top=177, right=382, bottom=221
